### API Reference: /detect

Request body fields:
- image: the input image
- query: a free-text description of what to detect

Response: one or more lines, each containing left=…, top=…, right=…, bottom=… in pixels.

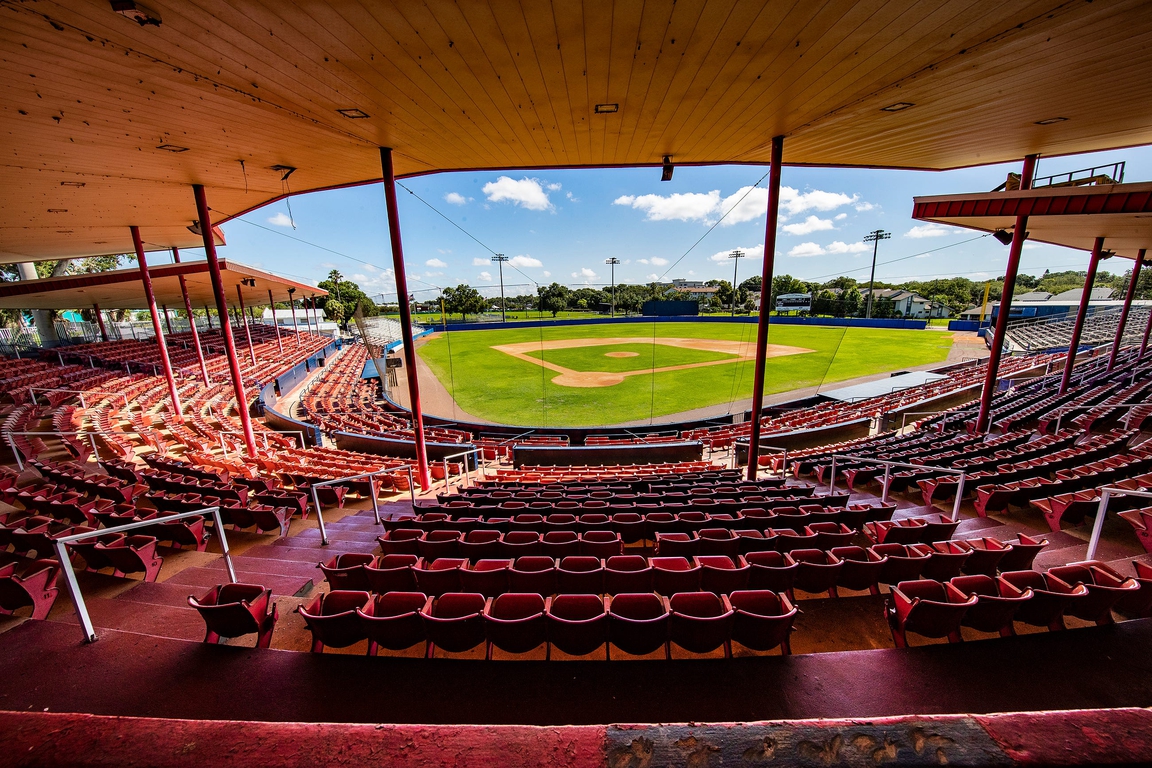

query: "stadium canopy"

left=3, top=0, right=1152, bottom=263
left=0, top=258, right=325, bottom=310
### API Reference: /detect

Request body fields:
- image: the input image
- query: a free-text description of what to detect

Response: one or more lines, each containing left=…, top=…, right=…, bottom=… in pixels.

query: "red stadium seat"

left=546, top=594, right=608, bottom=658
left=189, top=583, right=277, bottom=648
left=745, top=551, right=798, bottom=594
left=695, top=555, right=751, bottom=594
left=580, top=530, right=624, bottom=558
left=650, top=556, right=701, bottom=595
left=886, top=579, right=976, bottom=648
left=484, top=592, right=548, bottom=659
left=948, top=575, right=1031, bottom=637
left=831, top=546, right=885, bottom=596
left=604, top=555, right=654, bottom=594
left=668, top=592, right=734, bottom=657
left=364, top=555, right=419, bottom=594
left=418, top=530, right=462, bottom=560
left=729, top=590, right=797, bottom=654
left=541, top=531, right=581, bottom=558
left=0, top=558, right=60, bottom=620
left=508, top=556, right=557, bottom=595
left=458, top=559, right=512, bottom=598
left=422, top=593, right=488, bottom=657
left=319, top=553, right=374, bottom=592
left=413, top=558, right=468, bottom=597
left=298, top=590, right=371, bottom=653
left=608, top=593, right=670, bottom=659
left=999, top=570, right=1089, bottom=631
left=1047, top=563, right=1141, bottom=625
left=358, top=592, right=430, bottom=655
left=557, top=556, right=604, bottom=595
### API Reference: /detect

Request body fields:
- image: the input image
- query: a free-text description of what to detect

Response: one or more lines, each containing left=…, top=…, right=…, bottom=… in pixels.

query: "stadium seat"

left=0, top=558, right=60, bottom=620
left=697, top=528, right=742, bottom=556
left=358, top=592, right=430, bottom=655
left=654, top=532, right=698, bottom=557
left=611, top=513, right=646, bottom=543
left=418, top=530, right=462, bottom=560
left=668, top=592, right=734, bottom=657
left=557, top=556, right=604, bottom=594
left=500, top=531, right=541, bottom=558
left=956, top=538, right=1011, bottom=576
left=948, top=575, right=1031, bottom=637
left=729, top=590, right=797, bottom=654
left=770, top=528, right=820, bottom=553
left=298, top=590, right=371, bottom=653
left=546, top=594, right=608, bottom=659
left=999, top=570, right=1089, bottom=631
left=364, top=554, right=419, bottom=594
left=540, top=531, right=580, bottom=558
left=413, top=558, right=468, bottom=597
left=886, top=579, right=976, bottom=648
left=319, top=553, right=374, bottom=592
left=1047, top=563, right=1141, bottom=625
left=650, top=556, right=701, bottom=595
left=580, top=530, right=623, bottom=558
left=915, top=541, right=971, bottom=581
left=377, top=529, right=423, bottom=556
left=806, top=522, right=856, bottom=549
left=608, top=593, right=670, bottom=659
left=422, top=593, right=487, bottom=657
left=458, top=559, right=512, bottom=598
left=864, top=519, right=927, bottom=545
left=604, top=555, right=654, bottom=594
left=96, top=535, right=164, bottom=582
left=695, top=555, right=751, bottom=594
left=997, top=535, right=1048, bottom=571
left=745, top=551, right=798, bottom=594
left=458, top=530, right=503, bottom=561
left=189, top=583, right=278, bottom=648
left=508, top=556, right=557, bottom=595
left=790, top=549, right=843, bottom=597
left=871, top=543, right=930, bottom=584
left=831, top=546, right=885, bottom=596
left=484, top=592, right=548, bottom=659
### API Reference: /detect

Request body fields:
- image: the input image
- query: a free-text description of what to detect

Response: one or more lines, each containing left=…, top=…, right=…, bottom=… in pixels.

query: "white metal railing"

left=28, top=387, right=129, bottom=409
left=54, top=506, right=235, bottom=643
left=1087, top=486, right=1152, bottom=561
left=308, top=465, right=416, bottom=544
left=440, top=447, right=482, bottom=492
left=827, top=453, right=967, bottom=522
left=750, top=445, right=788, bottom=479
left=3, top=430, right=102, bottom=470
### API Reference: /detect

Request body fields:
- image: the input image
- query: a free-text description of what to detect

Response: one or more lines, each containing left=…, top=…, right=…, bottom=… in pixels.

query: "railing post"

left=829, top=455, right=837, bottom=493
left=881, top=464, right=892, bottom=504
left=370, top=476, right=382, bottom=526
left=951, top=472, right=966, bottom=522
left=88, top=433, right=99, bottom=461
left=1086, top=490, right=1111, bottom=561
left=310, top=485, right=329, bottom=546
left=54, top=540, right=97, bottom=643
left=408, top=466, right=416, bottom=506
left=7, top=433, right=23, bottom=471
left=209, top=507, right=238, bottom=583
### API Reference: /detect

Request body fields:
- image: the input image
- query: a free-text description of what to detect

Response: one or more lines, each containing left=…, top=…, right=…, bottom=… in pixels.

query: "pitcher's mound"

left=604, top=351, right=640, bottom=358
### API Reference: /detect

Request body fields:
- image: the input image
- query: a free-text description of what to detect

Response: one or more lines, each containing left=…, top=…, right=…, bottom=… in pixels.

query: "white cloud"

left=425, top=258, right=448, bottom=268
left=709, top=244, right=765, bottom=263
left=826, top=241, right=869, bottom=254
left=542, top=271, right=551, bottom=278
left=477, top=271, right=493, bottom=282
left=482, top=176, right=555, bottom=211
left=905, top=224, right=950, bottom=238
left=572, top=268, right=598, bottom=280
left=783, top=215, right=836, bottom=236
left=472, top=257, right=489, bottom=266
left=566, top=191, right=579, bottom=202
left=647, top=273, right=659, bottom=280
left=546, top=182, right=562, bottom=191
left=437, top=248, right=452, bottom=254
left=509, top=255, right=542, bottom=268
left=781, top=187, right=858, bottom=217
left=637, top=256, right=669, bottom=266
left=444, top=192, right=468, bottom=206
left=614, top=191, right=721, bottom=223
left=835, top=213, right=848, bottom=221
left=787, top=240, right=869, bottom=258
left=614, top=184, right=859, bottom=226
left=788, top=242, right=827, bottom=258
left=267, top=212, right=294, bottom=227
left=718, top=186, right=770, bottom=226
left=855, top=202, right=876, bottom=212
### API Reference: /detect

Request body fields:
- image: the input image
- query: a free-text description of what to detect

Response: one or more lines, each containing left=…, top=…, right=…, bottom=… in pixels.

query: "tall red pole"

left=204, top=305, right=213, bottom=330
left=289, top=291, right=301, bottom=346
left=1109, top=250, right=1144, bottom=370
left=172, top=248, right=210, bottom=386
left=1059, top=237, right=1105, bottom=394
left=161, top=305, right=173, bottom=335
left=1142, top=287, right=1152, bottom=358
left=193, top=185, right=257, bottom=456
left=309, top=295, right=318, bottom=335
left=236, top=285, right=257, bottom=366
left=380, top=146, right=431, bottom=491
left=975, top=154, right=1038, bottom=434
left=269, top=289, right=283, bottom=353
left=92, top=303, right=108, bottom=342
left=745, top=136, right=784, bottom=480
left=130, top=227, right=183, bottom=423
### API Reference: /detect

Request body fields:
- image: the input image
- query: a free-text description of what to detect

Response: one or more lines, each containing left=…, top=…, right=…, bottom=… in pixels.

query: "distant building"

left=859, top=288, right=950, bottom=318
left=957, top=287, right=1134, bottom=321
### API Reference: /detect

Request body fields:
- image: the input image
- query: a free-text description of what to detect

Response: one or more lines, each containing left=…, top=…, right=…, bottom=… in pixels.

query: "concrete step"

left=50, top=595, right=205, bottom=641
left=163, top=567, right=313, bottom=598
left=290, top=528, right=381, bottom=544
left=116, top=581, right=199, bottom=609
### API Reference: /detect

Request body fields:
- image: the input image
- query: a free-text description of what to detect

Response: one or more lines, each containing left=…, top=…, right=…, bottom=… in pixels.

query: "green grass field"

left=525, top=343, right=737, bottom=373
left=417, top=321, right=954, bottom=426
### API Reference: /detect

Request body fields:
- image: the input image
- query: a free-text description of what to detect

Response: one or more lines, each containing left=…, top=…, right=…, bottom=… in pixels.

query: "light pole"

left=728, top=249, right=745, bottom=317
left=605, top=257, right=620, bottom=316
left=863, top=229, right=891, bottom=318
left=492, top=254, right=509, bottom=322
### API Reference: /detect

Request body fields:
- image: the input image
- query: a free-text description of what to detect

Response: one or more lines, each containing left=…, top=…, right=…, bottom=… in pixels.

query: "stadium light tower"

left=863, top=229, right=891, bottom=318
left=728, top=249, right=745, bottom=317
left=605, top=257, right=621, bottom=316
left=491, top=254, right=509, bottom=322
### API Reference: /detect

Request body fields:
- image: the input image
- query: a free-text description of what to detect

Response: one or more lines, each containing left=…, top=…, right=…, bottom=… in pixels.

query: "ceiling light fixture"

left=337, top=108, right=370, bottom=119
left=880, top=102, right=915, bottom=112
left=187, top=221, right=203, bottom=236
left=59, top=181, right=86, bottom=188
left=47, top=208, right=68, bottom=213
left=270, top=164, right=297, bottom=181
left=594, top=103, right=619, bottom=114
left=1034, top=117, right=1068, bottom=125
left=110, top=0, right=161, bottom=26
left=157, top=144, right=189, bottom=152
left=661, top=155, right=674, bottom=182
left=992, top=229, right=1014, bottom=245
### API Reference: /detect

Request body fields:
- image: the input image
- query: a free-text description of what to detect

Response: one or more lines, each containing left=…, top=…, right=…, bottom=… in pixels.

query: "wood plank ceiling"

left=2, top=0, right=1151, bottom=263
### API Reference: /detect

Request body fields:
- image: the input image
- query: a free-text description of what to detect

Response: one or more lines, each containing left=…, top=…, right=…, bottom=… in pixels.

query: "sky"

left=174, top=144, right=1152, bottom=304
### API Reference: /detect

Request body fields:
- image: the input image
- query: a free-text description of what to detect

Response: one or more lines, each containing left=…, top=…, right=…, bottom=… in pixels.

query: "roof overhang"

left=0, top=259, right=325, bottom=310
left=912, top=182, right=1152, bottom=259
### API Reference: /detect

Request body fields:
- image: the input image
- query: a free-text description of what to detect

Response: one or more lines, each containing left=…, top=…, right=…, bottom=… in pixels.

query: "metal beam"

left=130, top=226, right=183, bottom=423
left=1060, top=237, right=1105, bottom=393
left=1110, top=249, right=1144, bottom=370
left=172, top=247, right=210, bottom=386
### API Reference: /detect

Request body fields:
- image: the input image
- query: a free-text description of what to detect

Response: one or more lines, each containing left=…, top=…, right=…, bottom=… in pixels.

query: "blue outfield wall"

left=437, top=315, right=927, bottom=332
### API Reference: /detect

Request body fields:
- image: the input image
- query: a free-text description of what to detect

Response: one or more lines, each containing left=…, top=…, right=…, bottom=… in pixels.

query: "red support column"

left=380, top=146, right=431, bottom=491
left=288, top=291, right=301, bottom=346
left=92, top=303, right=108, bottom=342
left=1060, top=237, right=1106, bottom=394
left=309, top=295, right=318, bottom=335
left=130, top=226, right=183, bottom=423
left=236, top=285, right=257, bottom=366
left=204, top=305, right=213, bottom=330
left=161, top=305, right=173, bottom=335
left=745, top=136, right=784, bottom=480
left=172, top=248, right=210, bottom=386
left=193, top=185, right=257, bottom=456
left=1110, top=249, right=1145, bottom=370
left=975, top=154, right=1038, bottom=434
left=268, top=290, right=284, bottom=353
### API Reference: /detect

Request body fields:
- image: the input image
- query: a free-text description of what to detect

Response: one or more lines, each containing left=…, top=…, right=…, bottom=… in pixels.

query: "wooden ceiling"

left=3, top=0, right=1152, bottom=263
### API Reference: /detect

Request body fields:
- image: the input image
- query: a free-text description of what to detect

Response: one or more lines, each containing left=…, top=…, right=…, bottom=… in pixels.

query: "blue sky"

left=186, top=145, right=1152, bottom=303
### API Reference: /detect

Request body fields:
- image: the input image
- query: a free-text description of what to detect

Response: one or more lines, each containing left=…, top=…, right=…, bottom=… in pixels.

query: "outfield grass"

left=417, top=321, right=954, bottom=426
left=526, top=343, right=736, bottom=373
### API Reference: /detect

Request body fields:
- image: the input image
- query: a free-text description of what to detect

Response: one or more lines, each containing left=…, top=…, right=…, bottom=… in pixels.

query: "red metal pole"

left=975, top=154, right=1038, bottom=434
left=193, top=185, right=257, bottom=456
left=1142, top=285, right=1152, bottom=358
left=130, top=226, right=183, bottom=423
left=92, top=303, right=108, bottom=342
left=205, top=305, right=213, bottom=330
left=172, top=247, right=210, bottom=386
left=309, top=295, right=318, bottom=335
left=745, top=135, right=784, bottom=481
left=1059, top=237, right=1105, bottom=394
left=236, top=285, right=257, bottom=366
left=161, top=305, right=173, bottom=335
left=380, top=146, right=431, bottom=491
left=269, top=289, right=284, bottom=353
left=1109, top=250, right=1144, bottom=370
left=289, top=293, right=301, bottom=346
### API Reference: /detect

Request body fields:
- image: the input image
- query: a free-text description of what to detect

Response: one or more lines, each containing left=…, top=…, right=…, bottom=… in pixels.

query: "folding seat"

left=643, top=512, right=679, bottom=542
left=68, top=532, right=125, bottom=573
left=864, top=519, right=927, bottom=545
left=1115, top=561, right=1152, bottom=618
left=871, top=543, right=930, bottom=585
left=541, top=531, right=581, bottom=558
left=697, top=528, right=741, bottom=557
left=604, top=555, right=654, bottom=594
left=886, top=579, right=977, bottom=648
left=790, top=549, right=843, bottom=597
left=803, top=506, right=841, bottom=527
left=607, top=593, right=670, bottom=659
left=298, top=590, right=371, bottom=653
left=457, top=530, right=503, bottom=561
left=508, top=556, right=557, bottom=595
left=458, top=559, right=512, bottom=598
left=770, top=507, right=810, bottom=533
left=1000, top=570, right=1089, bottom=631
left=382, top=515, right=419, bottom=532
left=806, top=522, right=856, bottom=550
left=948, top=575, right=1031, bottom=637
left=358, top=592, right=430, bottom=655
left=1047, top=563, right=1141, bottom=625
left=484, top=592, right=548, bottom=659
left=509, top=513, right=545, bottom=532
left=1119, top=507, right=1152, bottom=554
left=364, top=554, right=419, bottom=593
left=668, top=592, right=734, bottom=658
left=575, top=513, right=611, bottom=533
left=319, top=553, right=375, bottom=592
left=417, top=530, right=462, bottom=560
left=189, top=583, right=278, bottom=648
left=413, top=512, right=451, bottom=532
left=734, top=529, right=778, bottom=554
left=650, top=556, right=702, bottom=595
left=838, top=506, right=870, bottom=531
left=919, top=518, right=962, bottom=543
left=575, top=530, right=620, bottom=558
left=412, top=558, right=468, bottom=597
left=770, top=528, right=820, bottom=554
left=546, top=594, right=608, bottom=658
left=729, top=590, right=797, bottom=654
left=475, top=517, right=511, bottom=534
left=915, top=542, right=971, bottom=581
left=499, top=531, right=541, bottom=558
left=997, top=535, right=1047, bottom=572
left=421, top=593, right=488, bottom=657
left=654, top=532, right=699, bottom=557
left=831, top=546, right=885, bottom=596
left=746, top=551, right=798, bottom=593
left=543, top=513, right=579, bottom=532
left=377, top=528, right=423, bottom=556
left=611, top=512, right=646, bottom=544
left=96, top=535, right=165, bottom=582
left=676, top=511, right=711, bottom=534
left=557, top=556, right=604, bottom=594
left=695, top=555, right=751, bottom=594
left=956, top=538, right=1011, bottom=576
left=0, top=558, right=60, bottom=620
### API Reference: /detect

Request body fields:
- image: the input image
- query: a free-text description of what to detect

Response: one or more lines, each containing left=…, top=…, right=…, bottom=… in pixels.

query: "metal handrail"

left=308, top=465, right=416, bottom=543
left=898, top=410, right=958, bottom=433
left=53, top=506, right=234, bottom=643
left=440, top=447, right=482, bottom=492
left=1087, top=486, right=1152, bottom=561
left=218, top=430, right=307, bottom=455
left=828, top=453, right=967, bottom=522
left=28, top=388, right=130, bottom=409
left=750, top=445, right=788, bottom=479
left=3, top=430, right=102, bottom=470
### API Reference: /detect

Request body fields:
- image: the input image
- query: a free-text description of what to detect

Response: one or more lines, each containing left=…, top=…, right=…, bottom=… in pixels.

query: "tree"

left=441, top=284, right=487, bottom=319
left=714, top=280, right=733, bottom=310
left=317, top=274, right=378, bottom=317
left=739, top=275, right=762, bottom=294
left=843, top=286, right=863, bottom=317
left=325, top=299, right=347, bottom=325
left=770, top=274, right=807, bottom=306
left=537, top=283, right=571, bottom=317
left=615, top=284, right=650, bottom=315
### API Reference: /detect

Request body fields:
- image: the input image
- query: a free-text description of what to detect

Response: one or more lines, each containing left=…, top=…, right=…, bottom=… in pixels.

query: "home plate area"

left=491, top=337, right=813, bottom=388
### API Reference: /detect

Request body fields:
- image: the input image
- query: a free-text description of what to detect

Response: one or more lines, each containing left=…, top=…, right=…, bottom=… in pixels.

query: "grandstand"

left=2, top=1, right=1152, bottom=765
